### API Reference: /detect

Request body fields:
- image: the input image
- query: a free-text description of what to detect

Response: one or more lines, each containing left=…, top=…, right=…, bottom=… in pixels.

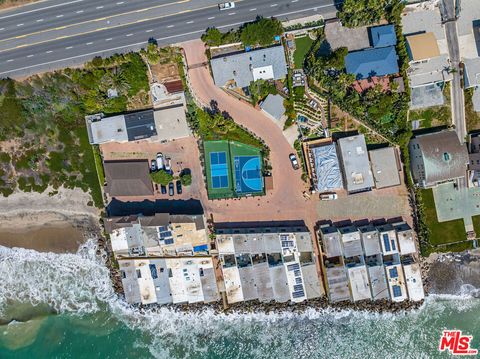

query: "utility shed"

left=104, top=160, right=153, bottom=197
left=368, top=147, right=401, bottom=189
left=260, top=94, right=286, bottom=121
left=337, top=134, right=374, bottom=194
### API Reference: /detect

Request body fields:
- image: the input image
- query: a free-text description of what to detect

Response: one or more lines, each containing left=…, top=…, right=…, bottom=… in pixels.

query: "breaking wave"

left=0, top=241, right=479, bottom=359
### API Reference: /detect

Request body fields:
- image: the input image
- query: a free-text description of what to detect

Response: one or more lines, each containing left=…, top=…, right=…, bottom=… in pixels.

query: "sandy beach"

left=0, top=187, right=101, bottom=253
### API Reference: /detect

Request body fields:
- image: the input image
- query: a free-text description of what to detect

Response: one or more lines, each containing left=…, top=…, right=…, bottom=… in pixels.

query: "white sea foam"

left=0, top=241, right=479, bottom=359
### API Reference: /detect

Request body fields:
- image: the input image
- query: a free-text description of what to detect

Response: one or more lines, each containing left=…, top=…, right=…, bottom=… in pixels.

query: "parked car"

left=156, top=152, right=164, bottom=169
left=161, top=185, right=167, bottom=194
left=164, top=157, right=172, bottom=173
left=289, top=153, right=300, bottom=170
left=168, top=182, right=174, bottom=196
left=320, top=192, right=338, bottom=201
left=218, top=1, right=235, bottom=10
left=176, top=180, right=182, bottom=194
left=150, top=159, right=157, bottom=172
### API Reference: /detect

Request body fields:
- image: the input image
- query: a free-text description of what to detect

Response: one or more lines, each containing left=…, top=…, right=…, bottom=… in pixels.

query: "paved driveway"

left=182, top=39, right=313, bottom=226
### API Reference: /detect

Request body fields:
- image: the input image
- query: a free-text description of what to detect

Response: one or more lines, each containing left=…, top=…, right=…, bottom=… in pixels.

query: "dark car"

left=289, top=153, right=300, bottom=170
left=168, top=182, right=174, bottom=196
left=150, top=159, right=157, bottom=172
left=161, top=185, right=167, bottom=194
left=176, top=180, right=182, bottom=194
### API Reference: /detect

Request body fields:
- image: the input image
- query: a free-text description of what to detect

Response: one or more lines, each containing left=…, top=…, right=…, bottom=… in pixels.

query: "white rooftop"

left=90, top=115, right=128, bottom=144
left=403, top=263, right=425, bottom=301
left=348, top=265, right=372, bottom=302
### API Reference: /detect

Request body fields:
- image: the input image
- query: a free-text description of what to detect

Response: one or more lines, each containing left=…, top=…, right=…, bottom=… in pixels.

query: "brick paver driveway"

left=182, top=39, right=313, bottom=226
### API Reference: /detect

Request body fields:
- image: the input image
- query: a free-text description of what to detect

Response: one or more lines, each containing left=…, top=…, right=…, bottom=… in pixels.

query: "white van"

left=320, top=193, right=338, bottom=201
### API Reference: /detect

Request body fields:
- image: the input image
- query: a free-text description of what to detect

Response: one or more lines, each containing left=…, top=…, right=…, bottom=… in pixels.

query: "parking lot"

left=100, top=136, right=207, bottom=202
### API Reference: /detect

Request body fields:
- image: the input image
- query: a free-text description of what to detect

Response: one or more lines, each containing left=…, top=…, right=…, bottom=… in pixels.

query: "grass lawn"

left=293, top=35, right=314, bottom=69
left=410, top=105, right=451, bottom=129
left=421, top=188, right=470, bottom=255
left=465, top=88, right=480, bottom=132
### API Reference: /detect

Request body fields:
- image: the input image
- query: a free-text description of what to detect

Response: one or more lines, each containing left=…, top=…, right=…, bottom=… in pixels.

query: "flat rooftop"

left=320, top=226, right=343, bottom=258
left=153, top=105, right=191, bottom=142
left=337, top=135, right=374, bottom=193
left=348, top=265, right=372, bottom=301
left=403, top=263, right=425, bottom=301
left=367, top=265, right=389, bottom=300
left=326, top=266, right=351, bottom=302
left=359, top=225, right=382, bottom=256
left=368, top=147, right=401, bottom=189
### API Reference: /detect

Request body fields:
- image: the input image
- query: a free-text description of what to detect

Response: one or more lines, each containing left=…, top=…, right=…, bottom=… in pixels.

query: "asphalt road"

left=443, top=0, right=466, bottom=142
left=0, top=0, right=340, bottom=77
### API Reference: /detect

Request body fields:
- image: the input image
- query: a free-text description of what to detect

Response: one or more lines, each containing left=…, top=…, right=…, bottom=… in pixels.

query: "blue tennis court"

left=234, top=155, right=262, bottom=193
left=210, top=151, right=229, bottom=189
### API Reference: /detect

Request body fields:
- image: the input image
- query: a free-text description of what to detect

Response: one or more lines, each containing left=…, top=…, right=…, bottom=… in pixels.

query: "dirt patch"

left=151, top=62, right=180, bottom=83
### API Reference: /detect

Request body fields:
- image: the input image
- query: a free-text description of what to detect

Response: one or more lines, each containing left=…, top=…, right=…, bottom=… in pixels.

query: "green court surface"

left=204, top=140, right=264, bottom=199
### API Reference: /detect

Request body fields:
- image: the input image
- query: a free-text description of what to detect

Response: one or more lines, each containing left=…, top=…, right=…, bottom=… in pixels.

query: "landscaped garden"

left=293, top=35, right=314, bottom=68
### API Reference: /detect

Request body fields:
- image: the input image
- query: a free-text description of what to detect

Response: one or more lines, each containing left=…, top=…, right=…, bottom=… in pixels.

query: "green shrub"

left=180, top=173, right=192, bottom=186
left=151, top=170, right=174, bottom=185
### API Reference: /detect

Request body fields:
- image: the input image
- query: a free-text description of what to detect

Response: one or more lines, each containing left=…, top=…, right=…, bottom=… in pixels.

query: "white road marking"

left=36, top=19, right=44, bottom=22
left=76, top=10, right=84, bottom=14
left=96, top=6, right=104, bottom=9
left=126, top=33, right=133, bottom=37
left=6, top=59, right=13, bottom=62
left=0, top=28, right=4, bottom=31
left=270, top=4, right=278, bottom=7
left=17, top=23, right=24, bottom=27
left=86, top=42, right=93, bottom=45
left=116, top=1, right=124, bottom=4
left=228, top=12, right=235, bottom=15
left=27, top=54, right=34, bottom=58
left=0, top=0, right=84, bottom=20
left=208, top=16, right=215, bottom=19
left=167, top=25, right=174, bottom=28
left=186, top=20, right=194, bottom=24
left=46, top=50, right=53, bottom=53
left=105, top=38, right=112, bottom=41
left=56, top=14, right=64, bottom=18
left=66, top=46, right=73, bottom=49
left=291, top=0, right=298, bottom=2
left=145, top=29, right=153, bottom=33
left=249, top=8, right=256, bottom=11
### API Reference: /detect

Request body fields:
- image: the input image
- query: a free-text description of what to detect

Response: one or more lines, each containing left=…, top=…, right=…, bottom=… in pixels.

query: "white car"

left=164, top=157, right=172, bottom=173
left=218, top=1, right=235, bottom=10
left=156, top=153, right=164, bottom=170
left=320, top=193, right=338, bottom=201
left=289, top=153, right=299, bottom=170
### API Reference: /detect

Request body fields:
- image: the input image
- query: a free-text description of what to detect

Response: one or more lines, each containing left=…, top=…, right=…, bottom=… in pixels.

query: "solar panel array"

left=383, top=233, right=391, bottom=252
left=389, top=267, right=398, bottom=278
left=392, top=285, right=402, bottom=298
left=288, top=263, right=305, bottom=299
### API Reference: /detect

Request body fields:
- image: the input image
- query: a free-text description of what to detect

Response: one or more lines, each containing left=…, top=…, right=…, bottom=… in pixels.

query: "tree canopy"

left=240, top=18, right=283, bottom=46
left=150, top=170, right=174, bottom=185
left=338, top=0, right=387, bottom=28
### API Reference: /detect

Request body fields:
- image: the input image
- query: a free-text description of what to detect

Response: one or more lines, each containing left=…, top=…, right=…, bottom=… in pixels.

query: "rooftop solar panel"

left=389, top=267, right=398, bottom=278
left=392, top=285, right=402, bottom=298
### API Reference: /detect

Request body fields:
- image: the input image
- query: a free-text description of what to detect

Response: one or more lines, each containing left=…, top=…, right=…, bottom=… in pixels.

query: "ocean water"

left=0, top=240, right=479, bottom=359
